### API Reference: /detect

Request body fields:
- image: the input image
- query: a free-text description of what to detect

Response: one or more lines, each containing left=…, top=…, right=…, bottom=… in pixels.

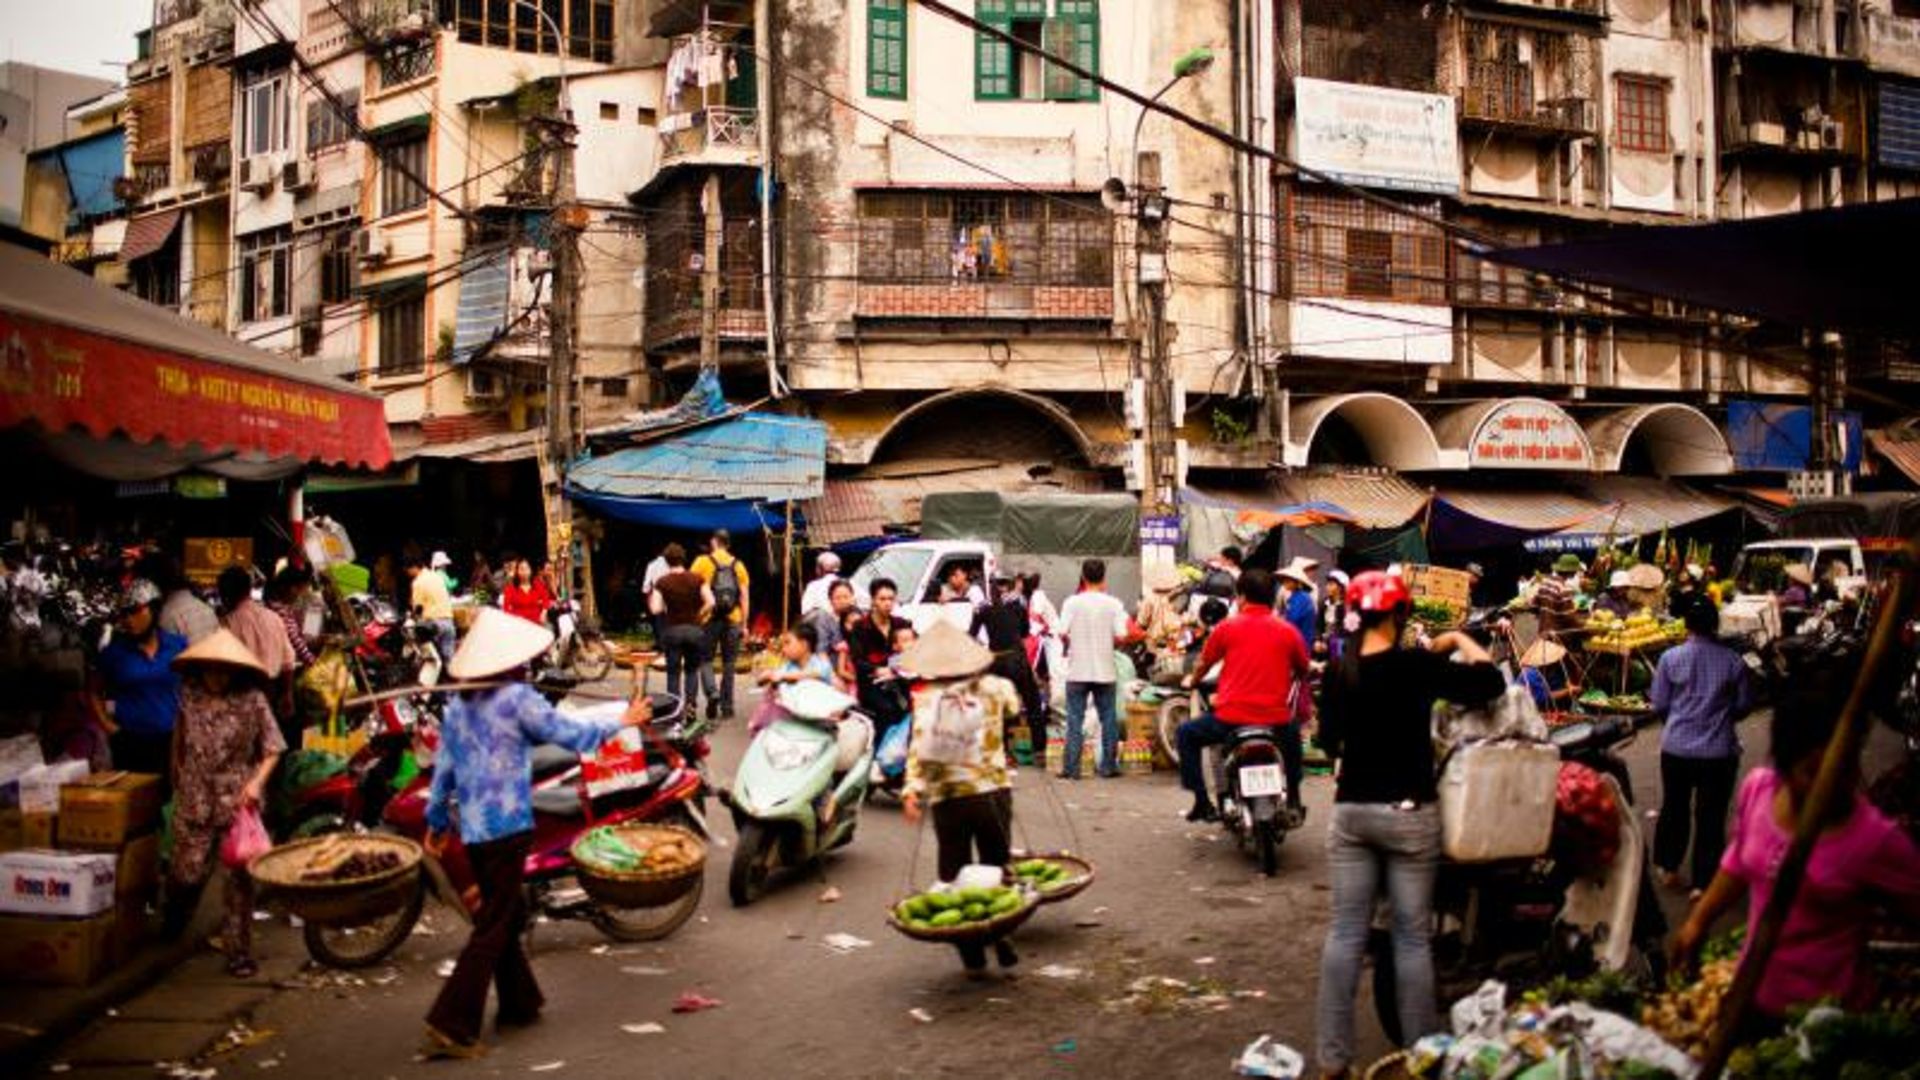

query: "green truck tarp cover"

left=921, top=492, right=1141, bottom=600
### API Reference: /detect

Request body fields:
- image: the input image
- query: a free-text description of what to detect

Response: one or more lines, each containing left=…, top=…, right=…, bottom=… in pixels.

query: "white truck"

left=846, top=539, right=999, bottom=633
left=1719, top=537, right=1867, bottom=644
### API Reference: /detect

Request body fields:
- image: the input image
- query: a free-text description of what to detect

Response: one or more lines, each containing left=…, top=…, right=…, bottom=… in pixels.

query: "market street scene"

left=2, top=1, right=1919, bottom=1078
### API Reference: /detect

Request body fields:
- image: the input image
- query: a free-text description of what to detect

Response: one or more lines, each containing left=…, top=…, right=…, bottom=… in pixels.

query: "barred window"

left=1283, top=189, right=1447, bottom=305
left=239, top=227, right=292, bottom=322
left=453, top=0, right=614, bottom=63
left=856, top=191, right=1111, bottom=286
left=380, top=133, right=429, bottom=216
left=378, top=288, right=426, bottom=375
left=306, top=89, right=358, bottom=153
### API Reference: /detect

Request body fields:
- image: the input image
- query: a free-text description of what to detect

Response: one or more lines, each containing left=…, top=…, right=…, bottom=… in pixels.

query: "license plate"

left=1238, top=764, right=1285, bottom=799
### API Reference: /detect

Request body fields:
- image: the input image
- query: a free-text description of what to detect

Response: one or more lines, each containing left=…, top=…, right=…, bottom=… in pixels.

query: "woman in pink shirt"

left=1672, top=693, right=1920, bottom=1026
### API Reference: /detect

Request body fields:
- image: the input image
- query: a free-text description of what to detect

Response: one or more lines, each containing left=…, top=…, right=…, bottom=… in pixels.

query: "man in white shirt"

left=1056, top=558, right=1131, bottom=779
left=799, top=551, right=843, bottom=617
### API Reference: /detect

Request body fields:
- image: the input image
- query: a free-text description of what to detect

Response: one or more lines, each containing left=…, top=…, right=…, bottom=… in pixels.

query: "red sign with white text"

left=1469, top=400, right=1590, bottom=469
left=0, top=310, right=391, bottom=469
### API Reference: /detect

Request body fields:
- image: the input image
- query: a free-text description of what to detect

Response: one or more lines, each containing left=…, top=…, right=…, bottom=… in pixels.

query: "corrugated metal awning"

left=451, top=247, right=512, bottom=365
left=1869, top=429, right=1920, bottom=489
left=1434, top=488, right=1610, bottom=532
left=1273, top=471, right=1432, bottom=529
left=119, top=209, right=180, bottom=263
left=570, top=413, right=828, bottom=503
left=1575, top=476, right=1737, bottom=535
left=405, top=429, right=542, bottom=465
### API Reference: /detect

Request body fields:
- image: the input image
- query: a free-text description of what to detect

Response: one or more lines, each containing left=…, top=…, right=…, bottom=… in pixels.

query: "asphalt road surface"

left=30, top=685, right=1910, bottom=1080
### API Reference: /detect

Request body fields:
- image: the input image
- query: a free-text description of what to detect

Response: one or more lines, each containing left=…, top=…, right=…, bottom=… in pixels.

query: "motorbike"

left=547, top=598, right=615, bottom=682
left=1186, top=681, right=1298, bottom=876
left=1369, top=713, right=1667, bottom=1044
left=720, top=681, right=874, bottom=906
left=347, top=593, right=445, bottom=689
left=298, top=691, right=712, bottom=969
left=279, top=689, right=442, bottom=840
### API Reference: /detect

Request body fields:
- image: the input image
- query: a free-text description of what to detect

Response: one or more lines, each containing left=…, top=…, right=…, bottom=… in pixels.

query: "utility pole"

left=1134, top=150, right=1179, bottom=585
left=699, top=172, right=724, bottom=373
left=539, top=84, right=594, bottom=618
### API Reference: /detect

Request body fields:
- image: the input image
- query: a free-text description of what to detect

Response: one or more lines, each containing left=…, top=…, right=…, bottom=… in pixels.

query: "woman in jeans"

left=648, top=544, right=713, bottom=713
left=1314, top=571, right=1504, bottom=1078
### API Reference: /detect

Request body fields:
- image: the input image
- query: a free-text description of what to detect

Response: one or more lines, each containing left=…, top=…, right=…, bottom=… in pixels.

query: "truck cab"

left=847, top=540, right=997, bottom=633
left=1720, top=538, right=1867, bottom=643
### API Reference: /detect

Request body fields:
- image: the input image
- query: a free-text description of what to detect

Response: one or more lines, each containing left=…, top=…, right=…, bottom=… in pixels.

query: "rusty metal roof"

left=1869, top=429, right=1920, bottom=489
left=804, top=463, right=1105, bottom=545
left=1272, top=471, right=1432, bottom=529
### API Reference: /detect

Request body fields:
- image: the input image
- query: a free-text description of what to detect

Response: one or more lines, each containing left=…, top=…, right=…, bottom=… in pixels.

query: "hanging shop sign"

left=1468, top=400, right=1591, bottom=469
left=183, top=537, right=253, bottom=587
left=1293, top=78, right=1461, bottom=195
left=1140, top=515, right=1181, bottom=547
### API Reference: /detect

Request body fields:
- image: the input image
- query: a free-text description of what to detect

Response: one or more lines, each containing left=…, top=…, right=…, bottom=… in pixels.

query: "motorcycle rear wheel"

left=588, top=874, right=705, bottom=942
left=1255, top=818, right=1281, bottom=876
left=1157, top=699, right=1189, bottom=766
left=728, top=821, right=780, bottom=907
left=301, top=870, right=426, bottom=970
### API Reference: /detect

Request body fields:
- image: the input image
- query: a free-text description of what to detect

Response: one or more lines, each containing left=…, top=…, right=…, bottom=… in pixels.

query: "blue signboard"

left=1725, top=401, right=1863, bottom=474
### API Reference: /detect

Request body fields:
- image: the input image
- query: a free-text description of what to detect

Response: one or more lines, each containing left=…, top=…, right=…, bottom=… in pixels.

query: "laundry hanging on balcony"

left=664, top=33, right=739, bottom=111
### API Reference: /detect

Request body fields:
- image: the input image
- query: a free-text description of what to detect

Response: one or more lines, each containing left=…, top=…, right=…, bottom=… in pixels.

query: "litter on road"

left=908, top=1008, right=934, bottom=1024
left=1036, top=964, right=1084, bottom=979
left=822, top=932, right=872, bottom=953
left=1232, top=1035, right=1304, bottom=1079
left=818, top=886, right=843, bottom=903
left=620, top=965, right=672, bottom=976
left=672, top=991, right=724, bottom=1013
left=621, top=1023, right=666, bottom=1035
left=530, top=1061, right=566, bottom=1072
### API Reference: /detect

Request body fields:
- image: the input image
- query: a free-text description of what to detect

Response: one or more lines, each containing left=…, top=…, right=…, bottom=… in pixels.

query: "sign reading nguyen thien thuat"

left=1470, top=400, right=1592, bottom=469
left=1293, top=78, right=1461, bottom=195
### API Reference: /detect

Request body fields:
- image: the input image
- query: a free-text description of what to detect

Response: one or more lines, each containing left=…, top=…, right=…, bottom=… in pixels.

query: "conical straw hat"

left=450, top=607, right=555, bottom=680
left=1520, top=638, right=1568, bottom=669
left=172, top=628, right=268, bottom=678
left=897, top=620, right=993, bottom=680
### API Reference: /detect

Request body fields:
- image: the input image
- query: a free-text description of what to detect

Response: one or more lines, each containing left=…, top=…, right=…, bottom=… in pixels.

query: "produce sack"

left=1433, top=684, right=1548, bottom=754
left=1439, top=740, right=1560, bottom=862
left=220, top=807, right=271, bottom=870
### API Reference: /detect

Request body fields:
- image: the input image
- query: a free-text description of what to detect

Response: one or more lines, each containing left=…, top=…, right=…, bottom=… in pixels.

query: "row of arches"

left=849, top=385, right=1735, bottom=478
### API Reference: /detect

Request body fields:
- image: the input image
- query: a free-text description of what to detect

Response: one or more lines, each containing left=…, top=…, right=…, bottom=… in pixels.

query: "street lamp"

left=1130, top=47, right=1215, bottom=172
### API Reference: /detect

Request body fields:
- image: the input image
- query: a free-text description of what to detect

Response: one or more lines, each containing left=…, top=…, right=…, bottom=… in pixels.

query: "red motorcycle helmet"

left=1348, top=570, right=1411, bottom=616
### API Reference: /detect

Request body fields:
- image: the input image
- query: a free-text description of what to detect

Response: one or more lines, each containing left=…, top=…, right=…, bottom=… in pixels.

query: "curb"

left=0, top=934, right=200, bottom=1075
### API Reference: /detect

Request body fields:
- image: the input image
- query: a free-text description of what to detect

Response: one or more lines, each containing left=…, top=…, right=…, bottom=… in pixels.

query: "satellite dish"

left=1101, top=177, right=1130, bottom=213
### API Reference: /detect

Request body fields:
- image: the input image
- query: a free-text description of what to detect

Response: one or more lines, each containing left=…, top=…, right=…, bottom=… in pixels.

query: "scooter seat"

left=529, top=744, right=579, bottom=780
left=1226, top=725, right=1282, bottom=745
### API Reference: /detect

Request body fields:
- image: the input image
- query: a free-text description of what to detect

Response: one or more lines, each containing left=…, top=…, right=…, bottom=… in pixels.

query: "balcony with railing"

left=658, top=25, right=760, bottom=169
left=1456, top=23, right=1599, bottom=140
left=660, top=106, right=762, bottom=166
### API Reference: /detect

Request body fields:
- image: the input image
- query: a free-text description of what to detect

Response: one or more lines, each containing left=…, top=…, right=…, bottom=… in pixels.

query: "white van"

left=847, top=540, right=998, bottom=633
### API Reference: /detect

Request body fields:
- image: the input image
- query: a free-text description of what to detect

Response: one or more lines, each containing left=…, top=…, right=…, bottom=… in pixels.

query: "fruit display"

left=1578, top=689, right=1651, bottom=713
left=1412, top=598, right=1460, bottom=628
left=893, top=883, right=1027, bottom=930
left=294, top=836, right=405, bottom=883
left=1640, top=956, right=1737, bottom=1059
left=1727, top=1006, right=1920, bottom=1079
left=1585, top=609, right=1684, bottom=651
left=1011, top=857, right=1080, bottom=892
left=574, top=825, right=703, bottom=877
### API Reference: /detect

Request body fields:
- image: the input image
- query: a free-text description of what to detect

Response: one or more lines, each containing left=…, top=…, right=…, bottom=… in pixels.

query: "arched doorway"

left=1284, top=393, right=1449, bottom=471
left=1583, top=404, right=1734, bottom=477
left=869, top=386, right=1094, bottom=467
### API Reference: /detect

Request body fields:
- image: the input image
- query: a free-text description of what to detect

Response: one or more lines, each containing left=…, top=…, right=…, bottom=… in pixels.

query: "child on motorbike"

left=750, top=624, right=835, bottom=734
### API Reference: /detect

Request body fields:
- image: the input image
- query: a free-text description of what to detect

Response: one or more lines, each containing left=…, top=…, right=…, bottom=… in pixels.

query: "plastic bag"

left=1231, top=1035, right=1303, bottom=1079
left=220, top=806, right=271, bottom=870
left=1434, top=684, right=1548, bottom=752
left=875, top=716, right=910, bottom=774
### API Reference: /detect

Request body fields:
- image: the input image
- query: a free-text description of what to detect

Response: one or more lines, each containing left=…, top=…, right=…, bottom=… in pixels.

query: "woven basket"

left=573, top=823, right=706, bottom=909
left=1364, top=1051, right=1415, bottom=1080
left=1009, top=851, right=1096, bottom=905
left=885, top=890, right=1040, bottom=946
left=250, top=834, right=422, bottom=926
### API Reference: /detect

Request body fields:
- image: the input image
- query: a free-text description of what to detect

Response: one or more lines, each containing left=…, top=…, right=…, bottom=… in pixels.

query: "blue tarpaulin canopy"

left=567, top=412, right=827, bottom=530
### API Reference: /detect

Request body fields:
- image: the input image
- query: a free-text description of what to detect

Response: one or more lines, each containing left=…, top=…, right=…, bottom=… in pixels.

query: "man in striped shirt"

left=1649, top=602, right=1754, bottom=897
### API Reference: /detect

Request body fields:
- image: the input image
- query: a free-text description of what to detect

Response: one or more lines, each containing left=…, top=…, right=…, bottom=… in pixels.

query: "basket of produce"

left=1576, top=689, right=1653, bottom=716
left=571, top=823, right=706, bottom=908
left=886, top=882, right=1039, bottom=946
left=250, top=834, right=423, bottom=926
left=1009, top=851, right=1096, bottom=904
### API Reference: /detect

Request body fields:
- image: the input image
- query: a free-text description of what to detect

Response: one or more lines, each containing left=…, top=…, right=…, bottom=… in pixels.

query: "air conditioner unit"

left=239, top=156, right=276, bottom=193
left=1820, top=119, right=1845, bottom=149
left=283, top=158, right=318, bottom=193
left=355, top=225, right=389, bottom=263
left=1745, top=120, right=1788, bottom=146
left=465, top=368, right=505, bottom=402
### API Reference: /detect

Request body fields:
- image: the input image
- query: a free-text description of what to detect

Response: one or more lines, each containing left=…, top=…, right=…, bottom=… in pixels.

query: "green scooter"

left=720, top=681, right=874, bottom=906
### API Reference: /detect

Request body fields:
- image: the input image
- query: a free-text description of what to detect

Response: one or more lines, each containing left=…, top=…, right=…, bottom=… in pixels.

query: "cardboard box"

left=59, top=772, right=161, bottom=848
left=115, top=832, right=160, bottom=900
left=1405, top=564, right=1473, bottom=610
left=0, top=810, right=56, bottom=852
left=113, top=904, right=153, bottom=964
left=0, top=911, right=117, bottom=985
left=0, top=850, right=116, bottom=917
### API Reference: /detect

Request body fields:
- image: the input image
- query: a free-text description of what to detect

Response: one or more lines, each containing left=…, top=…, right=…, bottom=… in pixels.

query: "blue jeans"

left=700, top=621, right=741, bottom=715
left=1062, top=680, right=1117, bottom=777
left=428, top=619, right=457, bottom=670
left=1316, top=802, right=1442, bottom=1071
left=660, top=624, right=707, bottom=710
left=1176, top=713, right=1305, bottom=809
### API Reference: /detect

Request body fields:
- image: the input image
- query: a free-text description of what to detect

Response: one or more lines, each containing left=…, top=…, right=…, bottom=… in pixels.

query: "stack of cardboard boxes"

left=0, top=771, right=163, bottom=985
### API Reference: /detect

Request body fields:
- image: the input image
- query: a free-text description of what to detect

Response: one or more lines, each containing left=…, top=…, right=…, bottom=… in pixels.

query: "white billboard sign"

left=1294, top=78, right=1460, bottom=195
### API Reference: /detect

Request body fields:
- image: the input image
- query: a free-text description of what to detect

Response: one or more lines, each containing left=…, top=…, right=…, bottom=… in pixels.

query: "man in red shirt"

left=1176, top=568, right=1310, bottom=823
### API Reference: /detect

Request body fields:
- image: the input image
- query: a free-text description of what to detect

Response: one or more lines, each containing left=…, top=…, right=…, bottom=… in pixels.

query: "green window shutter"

left=975, top=0, right=1013, bottom=99
left=1009, top=0, right=1046, bottom=13
left=868, top=0, right=906, bottom=99
left=1051, top=0, right=1098, bottom=101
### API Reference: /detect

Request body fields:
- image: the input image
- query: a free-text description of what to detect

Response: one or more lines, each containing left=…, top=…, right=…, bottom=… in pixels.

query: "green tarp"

left=922, top=491, right=1141, bottom=600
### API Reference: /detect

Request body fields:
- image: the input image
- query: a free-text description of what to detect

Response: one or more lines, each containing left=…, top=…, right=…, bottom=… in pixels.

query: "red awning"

left=0, top=242, right=391, bottom=471
left=119, top=209, right=181, bottom=262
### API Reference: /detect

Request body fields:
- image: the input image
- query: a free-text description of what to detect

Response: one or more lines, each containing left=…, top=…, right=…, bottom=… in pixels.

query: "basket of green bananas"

left=886, top=881, right=1039, bottom=945
left=1009, top=851, right=1096, bottom=904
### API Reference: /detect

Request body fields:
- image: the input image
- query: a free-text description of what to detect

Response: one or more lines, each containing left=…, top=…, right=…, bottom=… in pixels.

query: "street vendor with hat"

left=1535, top=554, right=1584, bottom=636
left=163, top=629, right=285, bottom=979
left=421, top=609, right=655, bottom=1058
left=1517, top=638, right=1580, bottom=711
left=1278, top=556, right=1320, bottom=648
left=899, top=620, right=1024, bottom=974
left=94, top=578, right=186, bottom=778
left=1593, top=570, right=1636, bottom=620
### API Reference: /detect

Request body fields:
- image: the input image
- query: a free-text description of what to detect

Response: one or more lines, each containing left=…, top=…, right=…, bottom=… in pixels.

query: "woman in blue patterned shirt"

left=421, top=608, right=651, bottom=1059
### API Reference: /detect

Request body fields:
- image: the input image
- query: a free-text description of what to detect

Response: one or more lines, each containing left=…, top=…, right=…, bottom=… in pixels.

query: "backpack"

left=710, top=556, right=742, bottom=617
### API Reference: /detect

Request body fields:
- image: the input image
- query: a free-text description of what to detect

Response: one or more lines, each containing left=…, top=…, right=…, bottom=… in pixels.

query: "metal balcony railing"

left=660, top=107, right=761, bottom=163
